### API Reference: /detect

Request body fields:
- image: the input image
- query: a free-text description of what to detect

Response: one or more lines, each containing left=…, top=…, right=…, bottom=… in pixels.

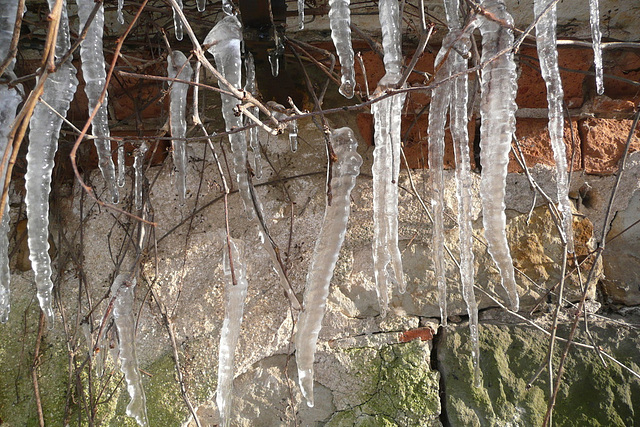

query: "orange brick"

left=580, top=118, right=640, bottom=175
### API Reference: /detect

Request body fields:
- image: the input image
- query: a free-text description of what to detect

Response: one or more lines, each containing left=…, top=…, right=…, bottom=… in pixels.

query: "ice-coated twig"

left=26, top=0, right=78, bottom=326
left=172, top=0, right=184, bottom=40
left=205, top=16, right=255, bottom=219
left=167, top=51, right=193, bottom=203
left=534, top=0, right=574, bottom=252
left=111, top=273, right=149, bottom=427
left=329, top=0, right=355, bottom=98
left=589, top=0, right=604, bottom=95
left=77, top=0, right=119, bottom=203
left=134, top=142, right=148, bottom=211
left=296, top=128, right=362, bottom=407
left=478, top=0, right=519, bottom=311
left=217, top=235, right=249, bottom=427
left=243, top=52, right=263, bottom=179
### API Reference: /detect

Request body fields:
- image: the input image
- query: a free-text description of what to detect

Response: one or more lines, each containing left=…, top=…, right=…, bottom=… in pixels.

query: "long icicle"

left=77, top=0, right=119, bottom=203
left=217, top=235, right=249, bottom=427
left=478, top=0, right=520, bottom=311
left=328, top=0, right=355, bottom=98
left=535, top=0, right=574, bottom=253
left=295, top=128, right=362, bottom=407
left=205, top=16, right=255, bottom=219
left=111, top=274, right=149, bottom=427
left=167, top=51, right=193, bottom=203
left=243, top=52, right=263, bottom=179
left=589, top=0, right=604, bottom=95
left=26, top=0, right=78, bottom=326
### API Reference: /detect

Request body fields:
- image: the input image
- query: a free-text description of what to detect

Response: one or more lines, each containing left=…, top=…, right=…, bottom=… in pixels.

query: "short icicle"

left=217, top=235, right=249, bottom=427
left=534, top=0, right=574, bottom=252
left=172, top=0, right=184, bottom=40
left=478, top=0, right=520, bottom=311
left=371, top=0, right=406, bottom=316
left=295, top=127, right=362, bottom=407
left=117, top=0, right=124, bottom=24
left=134, top=142, right=148, bottom=211
left=26, top=0, right=78, bottom=326
left=298, top=0, right=305, bottom=29
left=589, top=0, right=604, bottom=95
left=167, top=51, right=193, bottom=203
left=328, top=0, right=355, bottom=98
left=243, top=52, right=263, bottom=179
left=77, top=0, right=119, bottom=203
left=197, top=0, right=206, bottom=12
left=111, top=273, right=149, bottom=427
left=205, top=16, right=255, bottom=219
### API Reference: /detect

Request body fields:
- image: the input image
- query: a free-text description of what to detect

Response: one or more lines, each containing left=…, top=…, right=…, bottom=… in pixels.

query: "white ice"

left=478, top=0, right=519, bottom=312
left=535, top=0, right=575, bottom=253
left=295, top=127, right=362, bottom=407
left=172, top=0, right=184, bottom=40
left=217, top=235, right=249, bottom=427
left=111, top=273, right=149, bottom=427
left=167, top=50, right=193, bottom=203
left=118, top=0, right=124, bottom=24
left=26, top=0, right=78, bottom=326
left=77, top=0, right=119, bottom=203
left=328, top=0, right=355, bottom=98
left=589, top=0, right=604, bottom=95
left=243, top=52, right=263, bottom=179
left=205, top=16, right=255, bottom=219
left=298, top=0, right=305, bottom=30
left=134, top=142, right=148, bottom=210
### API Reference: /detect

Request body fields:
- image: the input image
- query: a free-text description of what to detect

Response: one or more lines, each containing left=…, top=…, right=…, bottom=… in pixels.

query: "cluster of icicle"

left=0, top=0, right=23, bottom=323
left=295, top=128, right=362, bottom=407
left=370, top=0, right=407, bottom=317
left=25, top=0, right=78, bottom=326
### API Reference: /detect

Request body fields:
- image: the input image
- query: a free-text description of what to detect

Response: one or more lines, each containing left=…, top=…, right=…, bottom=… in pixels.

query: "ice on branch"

left=535, top=0, right=575, bottom=252
left=329, top=0, right=355, bottom=98
left=26, top=0, right=78, bottom=326
left=205, top=16, right=255, bottom=219
left=217, top=235, right=249, bottom=427
left=478, top=0, right=520, bottom=311
left=296, top=127, right=362, bottom=407
left=111, top=274, right=149, bottom=427
left=167, top=51, right=193, bottom=203
left=77, top=0, right=119, bottom=203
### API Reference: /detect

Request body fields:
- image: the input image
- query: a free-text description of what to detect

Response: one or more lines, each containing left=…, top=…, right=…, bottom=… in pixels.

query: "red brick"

left=580, top=118, right=640, bottom=175
left=398, top=327, right=435, bottom=343
left=602, top=50, right=640, bottom=104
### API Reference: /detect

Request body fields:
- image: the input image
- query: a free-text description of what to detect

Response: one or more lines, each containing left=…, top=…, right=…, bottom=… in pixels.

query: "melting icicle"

left=371, top=0, right=406, bottom=316
left=117, top=0, right=124, bottom=24
left=117, top=142, right=125, bottom=188
left=478, top=0, right=519, bottom=311
left=296, top=128, right=362, bottom=407
left=535, top=0, right=574, bottom=253
left=167, top=51, right=193, bottom=203
left=134, top=142, right=148, bottom=211
left=111, top=273, right=149, bottom=427
left=217, top=235, right=249, bottom=427
left=172, top=0, right=184, bottom=41
left=197, top=0, right=206, bottom=12
left=243, top=52, right=263, bottom=179
left=26, top=0, right=78, bottom=326
left=77, top=0, right=119, bottom=204
left=589, top=0, right=604, bottom=95
left=222, top=0, right=233, bottom=15
left=298, top=0, right=305, bottom=30
left=329, top=0, right=355, bottom=98
left=205, top=16, right=255, bottom=219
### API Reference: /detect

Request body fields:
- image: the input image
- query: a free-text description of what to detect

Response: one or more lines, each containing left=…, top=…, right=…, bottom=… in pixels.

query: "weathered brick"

left=580, top=118, right=640, bottom=175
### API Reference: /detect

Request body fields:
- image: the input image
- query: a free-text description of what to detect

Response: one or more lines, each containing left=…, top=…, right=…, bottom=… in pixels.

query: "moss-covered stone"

left=327, top=340, right=440, bottom=427
left=439, top=321, right=640, bottom=426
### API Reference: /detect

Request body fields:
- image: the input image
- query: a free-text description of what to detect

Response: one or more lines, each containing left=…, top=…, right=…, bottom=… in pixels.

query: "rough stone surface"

left=580, top=118, right=640, bottom=175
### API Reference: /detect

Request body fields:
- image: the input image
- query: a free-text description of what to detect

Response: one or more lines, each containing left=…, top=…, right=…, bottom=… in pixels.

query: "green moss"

left=327, top=340, right=440, bottom=427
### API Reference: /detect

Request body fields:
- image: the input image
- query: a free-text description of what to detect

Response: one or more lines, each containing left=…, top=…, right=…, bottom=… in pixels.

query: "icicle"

left=296, top=128, right=362, bottom=407
left=0, top=85, right=21, bottom=323
left=267, top=101, right=299, bottom=154
left=217, top=235, right=249, bottom=427
left=535, top=0, right=574, bottom=253
left=589, top=0, right=604, bottom=95
left=172, top=0, right=184, bottom=41
left=117, top=0, right=124, bottom=24
left=26, top=0, right=78, bottom=326
left=289, top=120, right=298, bottom=152
left=298, top=0, right=305, bottom=30
left=167, top=51, right=193, bottom=203
left=428, top=33, right=455, bottom=327
left=197, top=0, right=206, bottom=12
left=222, top=0, right=233, bottom=15
left=243, top=52, right=263, bottom=179
left=117, top=142, right=125, bottom=188
left=370, top=0, right=406, bottom=316
left=77, top=0, right=119, bottom=204
left=205, top=16, right=255, bottom=219
left=0, top=0, right=20, bottom=71
left=134, top=142, right=147, bottom=211
left=329, top=0, right=355, bottom=98
left=478, top=0, right=519, bottom=311
left=111, top=273, right=149, bottom=427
